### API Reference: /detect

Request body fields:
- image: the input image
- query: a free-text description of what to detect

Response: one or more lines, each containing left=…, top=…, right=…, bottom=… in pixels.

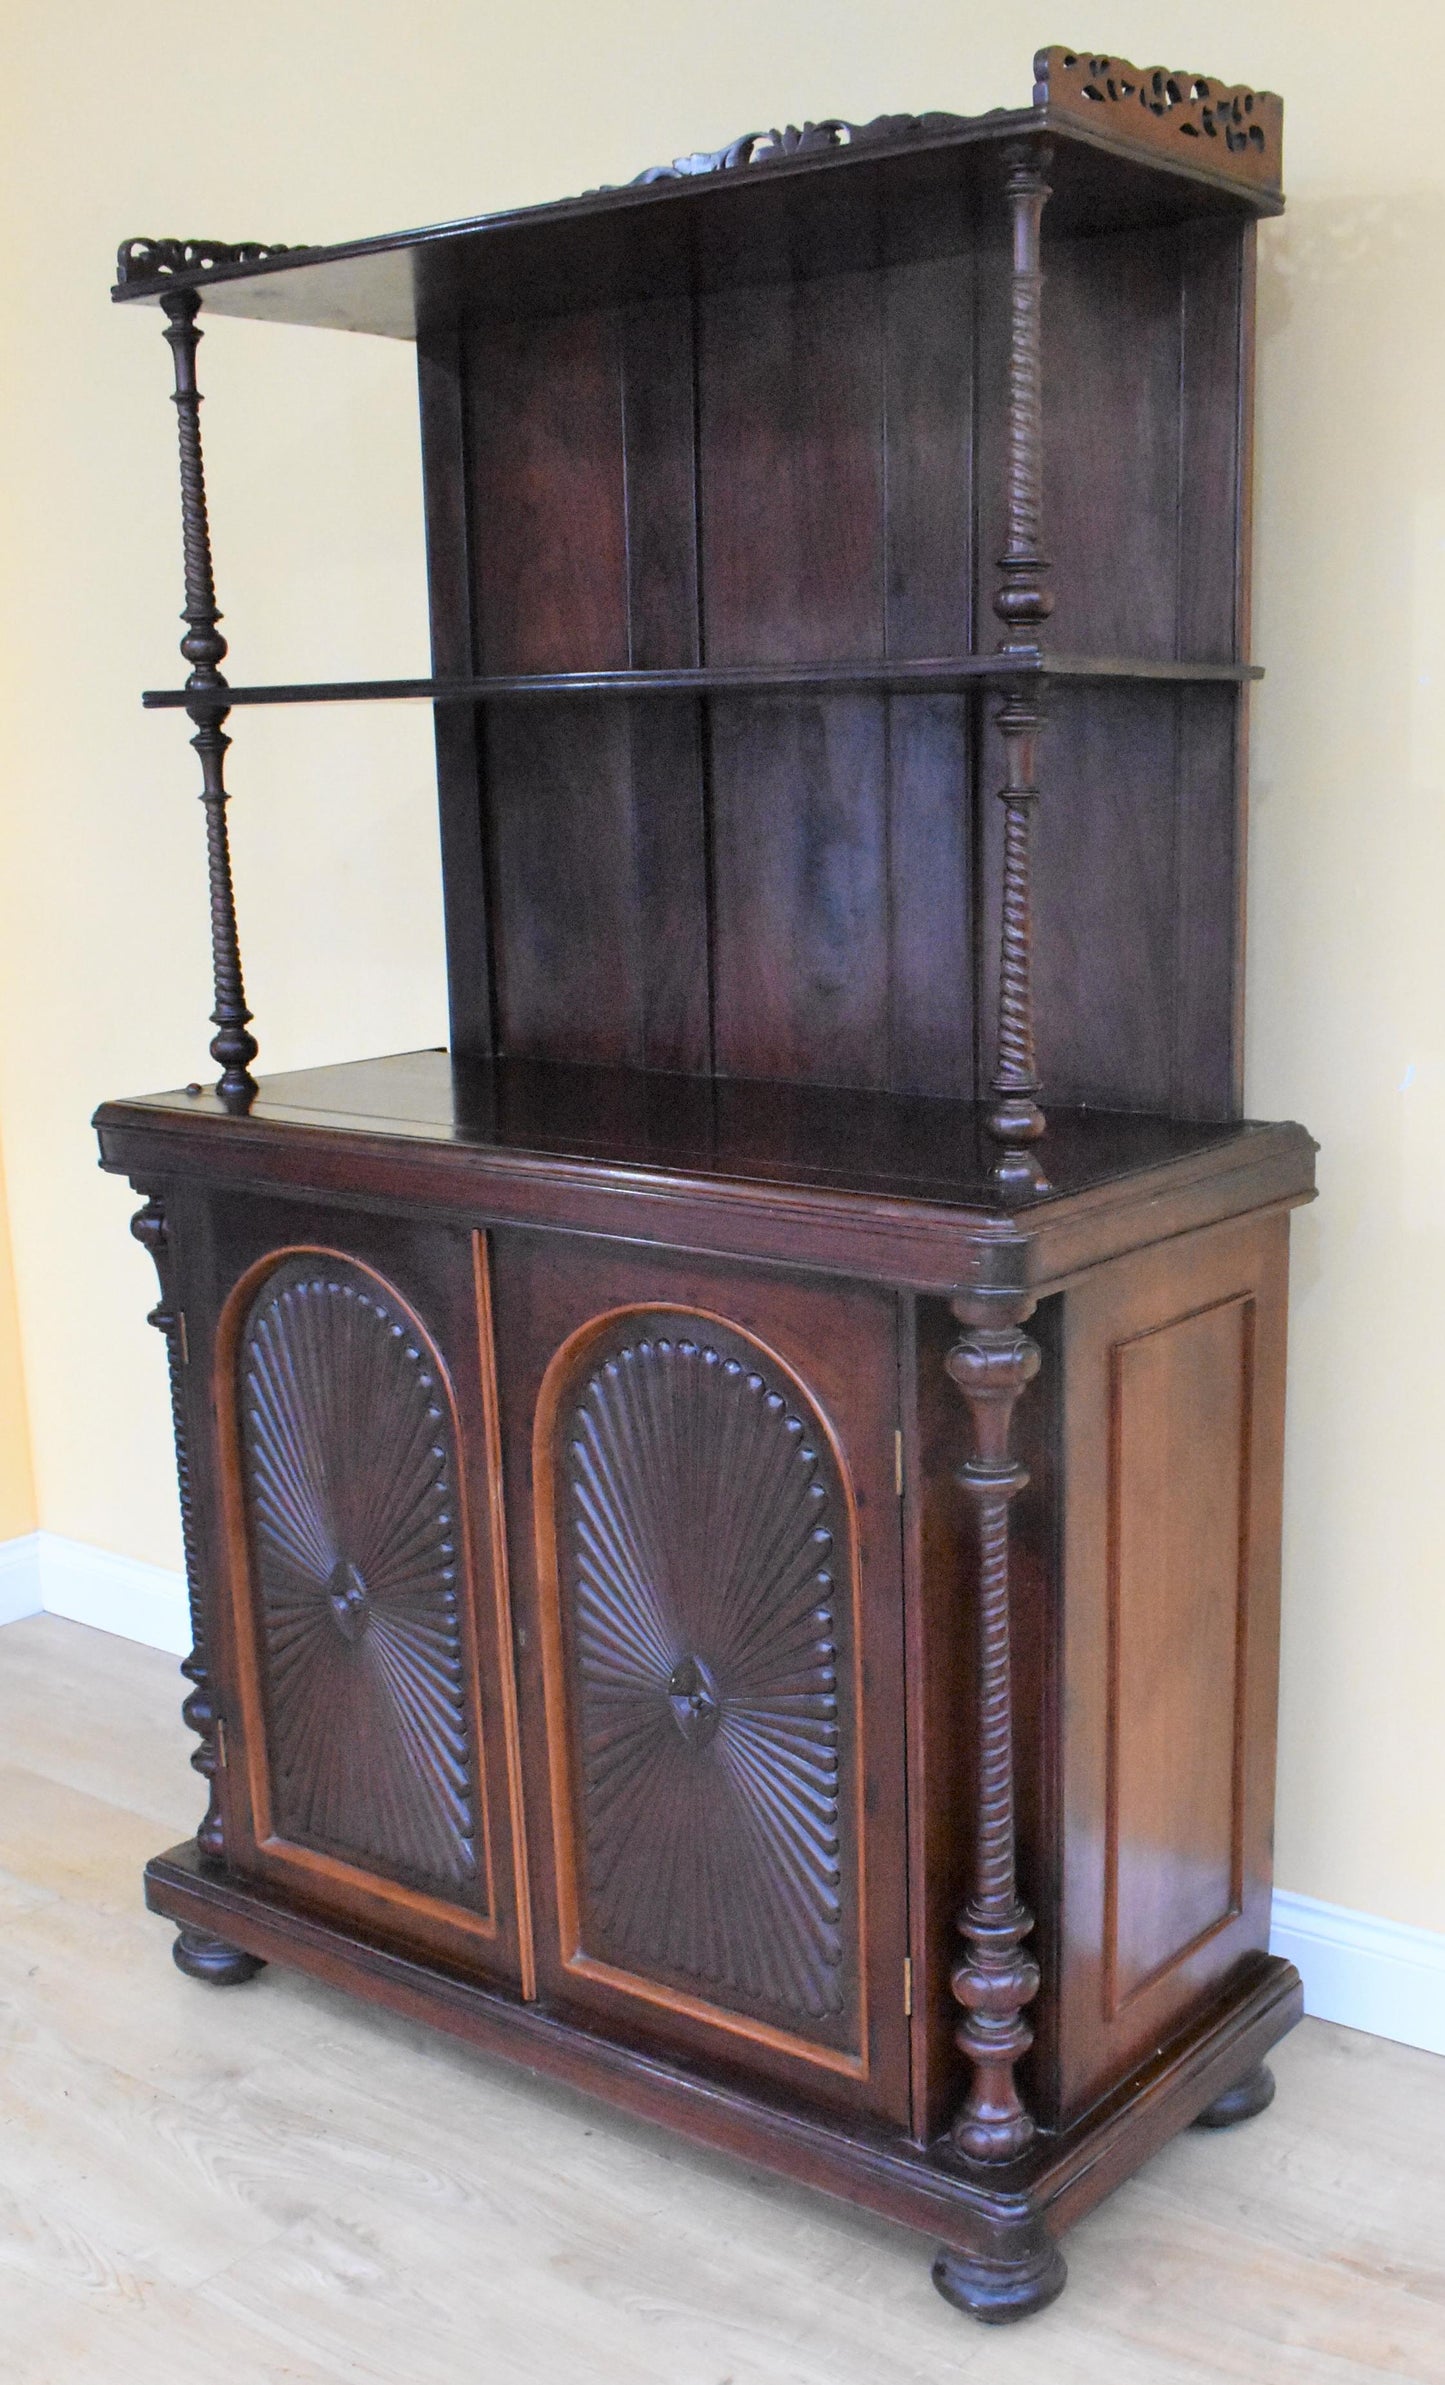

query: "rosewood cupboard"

left=95, top=46, right=1314, bottom=2324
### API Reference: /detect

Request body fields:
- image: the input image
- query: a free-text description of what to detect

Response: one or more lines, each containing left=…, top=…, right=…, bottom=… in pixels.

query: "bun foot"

left=932, top=2228, right=1067, bottom=2325
left=172, top=1926, right=266, bottom=1986
left=1193, top=2059, right=1276, bottom=2129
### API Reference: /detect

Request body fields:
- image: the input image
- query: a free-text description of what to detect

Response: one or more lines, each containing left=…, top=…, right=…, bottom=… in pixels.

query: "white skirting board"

left=1269, top=1891, right=1445, bottom=2060
left=0, top=1529, right=1441, bottom=2057
left=0, top=1528, right=191, bottom=1655
left=0, top=1531, right=44, bottom=1626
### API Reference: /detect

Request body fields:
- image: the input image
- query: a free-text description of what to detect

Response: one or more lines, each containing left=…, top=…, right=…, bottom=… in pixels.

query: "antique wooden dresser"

left=95, top=46, right=1313, bottom=2323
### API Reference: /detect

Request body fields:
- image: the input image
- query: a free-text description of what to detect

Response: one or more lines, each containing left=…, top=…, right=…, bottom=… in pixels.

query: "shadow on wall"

left=1249, top=190, right=1445, bottom=1930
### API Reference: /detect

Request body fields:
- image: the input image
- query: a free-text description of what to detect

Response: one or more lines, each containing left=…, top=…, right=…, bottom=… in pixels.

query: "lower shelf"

left=146, top=1839, right=1302, bottom=2286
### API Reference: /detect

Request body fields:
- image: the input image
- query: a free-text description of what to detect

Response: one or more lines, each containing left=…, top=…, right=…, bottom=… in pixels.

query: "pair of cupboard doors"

left=180, top=1182, right=1287, bottom=2147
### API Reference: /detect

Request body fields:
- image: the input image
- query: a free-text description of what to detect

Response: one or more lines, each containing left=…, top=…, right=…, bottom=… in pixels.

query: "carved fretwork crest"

left=1034, top=46, right=1283, bottom=192
left=115, top=236, right=307, bottom=288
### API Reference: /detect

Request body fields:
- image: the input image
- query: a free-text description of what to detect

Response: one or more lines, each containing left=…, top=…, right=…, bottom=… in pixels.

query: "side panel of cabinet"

left=490, top=1232, right=911, bottom=2129
left=179, top=1191, right=532, bottom=1989
left=1054, top=1208, right=1290, bottom=2120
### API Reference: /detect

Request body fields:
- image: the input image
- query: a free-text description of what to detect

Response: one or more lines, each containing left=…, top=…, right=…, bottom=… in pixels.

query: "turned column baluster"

left=159, top=289, right=257, bottom=1108
left=945, top=1273, right=1042, bottom=2163
left=131, top=1195, right=224, bottom=1860
left=987, top=142, right=1053, bottom=1195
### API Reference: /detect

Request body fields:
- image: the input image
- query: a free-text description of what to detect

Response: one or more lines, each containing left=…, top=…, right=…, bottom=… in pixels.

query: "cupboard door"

left=491, top=1233, right=911, bottom=2128
left=194, top=1198, right=531, bottom=1988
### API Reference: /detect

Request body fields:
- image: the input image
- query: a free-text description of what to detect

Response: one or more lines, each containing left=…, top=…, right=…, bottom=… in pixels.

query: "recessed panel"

left=539, top=1310, right=862, bottom=2062
left=1106, top=1294, right=1251, bottom=2009
left=236, top=1256, right=485, bottom=1904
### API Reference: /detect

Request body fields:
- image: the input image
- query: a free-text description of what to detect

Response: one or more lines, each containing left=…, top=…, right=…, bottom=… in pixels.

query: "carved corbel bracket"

left=131, top=1194, right=224, bottom=1860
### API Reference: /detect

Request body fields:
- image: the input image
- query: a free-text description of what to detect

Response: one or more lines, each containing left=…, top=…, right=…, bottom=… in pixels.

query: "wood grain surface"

left=1, top=1613, right=1441, bottom=2384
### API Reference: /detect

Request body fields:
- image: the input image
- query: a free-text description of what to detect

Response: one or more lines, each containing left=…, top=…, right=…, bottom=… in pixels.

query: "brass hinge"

left=214, top=1714, right=227, bottom=1769
left=176, top=1310, right=189, bottom=1366
left=894, top=1429, right=904, bottom=1498
left=903, top=1956, right=913, bottom=2016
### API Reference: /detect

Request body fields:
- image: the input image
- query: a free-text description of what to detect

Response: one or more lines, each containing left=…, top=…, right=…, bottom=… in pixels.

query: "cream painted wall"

left=0, top=4, right=1440, bottom=1936
left=0, top=1138, right=36, bottom=1540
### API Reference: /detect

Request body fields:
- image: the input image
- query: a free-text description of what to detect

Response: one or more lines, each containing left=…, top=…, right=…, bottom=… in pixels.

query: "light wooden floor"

left=1, top=1615, right=1441, bottom=2385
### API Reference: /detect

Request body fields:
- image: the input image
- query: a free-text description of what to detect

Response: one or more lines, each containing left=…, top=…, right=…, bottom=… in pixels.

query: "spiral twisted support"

left=944, top=1278, right=1042, bottom=2165
left=987, top=142, right=1053, bottom=1196
left=159, top=289, right=257, bottom=1108
left=131, top=1196, right=225, bottom=1860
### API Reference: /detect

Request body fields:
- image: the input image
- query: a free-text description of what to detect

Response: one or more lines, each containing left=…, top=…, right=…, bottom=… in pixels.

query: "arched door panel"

left=199, top=1203, right=531, bottom=1987
left=492, top=1233, right=911, bottom=2127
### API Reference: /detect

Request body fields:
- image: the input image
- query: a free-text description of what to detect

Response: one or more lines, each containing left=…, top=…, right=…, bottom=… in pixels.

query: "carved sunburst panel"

left=548, top=1314, right=860, bottom=2045
left=235, top=1258, right=484, bottom=1904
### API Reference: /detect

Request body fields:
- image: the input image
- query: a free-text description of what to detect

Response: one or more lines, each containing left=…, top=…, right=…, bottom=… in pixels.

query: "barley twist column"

left=987, top=141, right=1053, bottom=1195
left=944, top=1273, right=1042, bottom=2164
left=160, top=288, right=258, bottom=1108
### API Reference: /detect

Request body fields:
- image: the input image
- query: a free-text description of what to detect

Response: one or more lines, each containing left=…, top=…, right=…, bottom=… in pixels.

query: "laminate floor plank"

left=0, top=1615, right=194, bottom=1831
left=1, top=1614, right=1441, bottom=2384
left=0, top=2257, right=354, bottom=2385
left=0, top=1763, right=183, bottom=1915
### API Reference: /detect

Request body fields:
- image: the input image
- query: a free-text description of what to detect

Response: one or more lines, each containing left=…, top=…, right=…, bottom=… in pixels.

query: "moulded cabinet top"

left=110, top=47, right=1283, bottom=340
left=92, top=1051, right=1317, bottom=1294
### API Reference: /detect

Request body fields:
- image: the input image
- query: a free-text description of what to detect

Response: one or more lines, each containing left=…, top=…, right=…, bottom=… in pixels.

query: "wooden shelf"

left=140, top=653, right=1263, bottom=710
left=110, top=58, right=1280, bottom=345
left=94, top=1048, right=1315, bottom=1247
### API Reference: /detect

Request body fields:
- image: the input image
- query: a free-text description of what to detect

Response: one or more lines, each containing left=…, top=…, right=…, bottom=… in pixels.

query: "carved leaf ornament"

left=624, top=112, right=968, bottom=184
left=559, top=1324, right=853, bottom=2027
left=238, top=1263, right=478, bottom=1894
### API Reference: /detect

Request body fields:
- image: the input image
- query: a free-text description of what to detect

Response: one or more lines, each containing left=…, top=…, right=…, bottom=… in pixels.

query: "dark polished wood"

left=158, top=290, right=257, bottom=1108
left=944, top=1276, right=1043, bottom=2160
left=140, top=656, right=1264, bottom=708
left=171, top=1924, right=265, bottom=1985
left=1032, top=47, right=1281, bottom=198
left=181, top=1196, right=533, bottom=1985
left=1192, top=2059, right=1276, bottom=2128
left=984, top=141, right=1053, bottom=1190
left=131, top=1194, right=224, bottom=1860
left=118, top=236, right=305, bottom=287
left=109, top=54, right=1282, bottom=342
left=144, top=1834, right=1302, bottom=2257
left=491, top=1234, right=911, bottom=2126
left=103, top=51, right=1309, bottom=2331
left=95, top=1051, right=1316, bottom=1295
left=1050, top=1211, right=1291, bottom=2119
left=932, top=2225, right=1067, bottom=2326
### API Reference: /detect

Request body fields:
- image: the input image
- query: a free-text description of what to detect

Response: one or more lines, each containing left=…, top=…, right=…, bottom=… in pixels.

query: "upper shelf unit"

left=110, top=49, right=1283, bottom=342
left=120, top=44, right=1280, bottom=1136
